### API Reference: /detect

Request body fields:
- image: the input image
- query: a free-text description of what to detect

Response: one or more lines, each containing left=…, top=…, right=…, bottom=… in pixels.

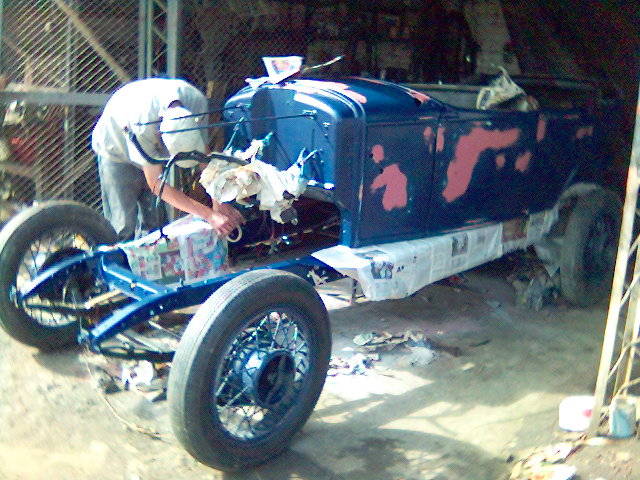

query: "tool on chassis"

left=0, top=69, right=620, bottom=471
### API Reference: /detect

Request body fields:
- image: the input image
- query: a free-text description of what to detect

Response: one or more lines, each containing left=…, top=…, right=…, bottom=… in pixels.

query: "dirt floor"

left=0, top=257, right=636, bottom=480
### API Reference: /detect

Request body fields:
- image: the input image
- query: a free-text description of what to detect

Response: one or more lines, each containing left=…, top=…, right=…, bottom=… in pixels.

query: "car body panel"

left=225, top=77, right=602, bottom=248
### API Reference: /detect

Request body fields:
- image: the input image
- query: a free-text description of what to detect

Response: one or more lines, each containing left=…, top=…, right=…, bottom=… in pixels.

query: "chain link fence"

left=181, top=0, right=313, bottom=149
left=182, top=1, right=309, bottom=100
left=181, top=0, right=475, bottom=145
left=0, top=0, right=139, bottom=222
left=0, top=0, right=476, bottom=224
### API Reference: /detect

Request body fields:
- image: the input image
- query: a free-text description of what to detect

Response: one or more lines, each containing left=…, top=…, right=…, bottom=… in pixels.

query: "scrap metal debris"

left=351, top=330, right=460, bottom=366
left=353, top=331, right=405, bottom=351
left=85, top=353, right=170, bottom=403
left=507, top=254, right=559, bottom=311
left=81, top=351, right=168, bottom=441
left=328, top=353, right=379, bottom=376
left=509, top=441, right=583, bottom=480
left=353, top=330, right=413, bottom=352
left=510, top=272, right=559, bottom=311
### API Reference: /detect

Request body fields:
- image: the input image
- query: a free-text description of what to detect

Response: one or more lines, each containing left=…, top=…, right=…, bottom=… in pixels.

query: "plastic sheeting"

left=199, top=139, right=308, bottom=223
left=476, top=67, right=538, bottom=112
left=312, top=208, right=558, bottom=301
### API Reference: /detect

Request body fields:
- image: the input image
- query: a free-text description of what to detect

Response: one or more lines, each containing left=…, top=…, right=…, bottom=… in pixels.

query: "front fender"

left=19, top=247, right=127, bottom=302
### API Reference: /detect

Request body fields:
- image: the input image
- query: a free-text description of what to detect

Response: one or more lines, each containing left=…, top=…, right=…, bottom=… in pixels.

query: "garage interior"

left=0, top=1, right=640, bottom=479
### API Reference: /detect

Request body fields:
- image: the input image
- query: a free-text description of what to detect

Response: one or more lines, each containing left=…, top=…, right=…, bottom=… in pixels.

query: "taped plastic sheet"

left=312, top=208, right=558, bottom=301
left=199, top=139, right=308, bottom=223
left=476, top=67, right=524, bottom=108
left=119, top=216, right=228, bottom=286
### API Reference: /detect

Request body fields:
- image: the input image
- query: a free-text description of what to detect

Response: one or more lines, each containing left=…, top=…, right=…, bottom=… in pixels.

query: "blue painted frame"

left=19, top=248, right=342, bottom=359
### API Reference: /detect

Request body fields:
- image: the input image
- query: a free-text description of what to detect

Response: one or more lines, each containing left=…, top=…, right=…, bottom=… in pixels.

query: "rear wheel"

left=169, top=270, right=331, bottom=471
left=560, top=189, right=621, bottom=307
left=0, top=201, right=117, bottom=349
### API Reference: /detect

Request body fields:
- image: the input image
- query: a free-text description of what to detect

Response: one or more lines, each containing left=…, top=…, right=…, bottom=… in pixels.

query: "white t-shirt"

left=92, top=78, right=209, bottom=167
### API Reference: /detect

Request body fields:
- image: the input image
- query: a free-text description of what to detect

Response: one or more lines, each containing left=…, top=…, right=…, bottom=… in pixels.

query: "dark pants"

left=98, top=157, right=166, bottom=241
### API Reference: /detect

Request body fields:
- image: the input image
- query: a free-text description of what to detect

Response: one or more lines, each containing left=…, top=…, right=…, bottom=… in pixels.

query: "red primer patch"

left=537, top=116, right=547, bottom=141
left=298, top=80, right=367, bottom=104
left=423, top=127, right=435, bottom=153
left=321, top=81, right=367, bottom=103
left=341, top=89, right=368, bottom=104
left=407, top=88, right=430, bottom=103
left=515, top=151, right=532, bottom=172
left=436, top=127, right=446, bottom=152
left=575, top=126, right=594, bottom=139
left=423, top=126, right=433, bottom=139
left=371, top=163, right=408, bottom=211
left=423, top=126, right=434, bottom=146
left=495, top=154, right=506, bottom=169
left=443, top=125, right=520, bottom=202
left=371, top=144, right=385, bottom=163
left=465, top=218, right=485, bottom=225
left=354, top=77, right=387, bottom=85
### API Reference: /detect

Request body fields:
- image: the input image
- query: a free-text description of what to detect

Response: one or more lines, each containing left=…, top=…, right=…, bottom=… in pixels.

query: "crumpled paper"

left=509, top=441, right=581, bottom=480
left=199, top=138, right=308, bottom=223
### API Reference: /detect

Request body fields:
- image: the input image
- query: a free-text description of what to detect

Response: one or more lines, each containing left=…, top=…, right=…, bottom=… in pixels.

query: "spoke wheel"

left=0, top=201, right=117, bottom=349
left=169, top=270, right=331, bottom=471
left=214, top=307, right=310, bottom=441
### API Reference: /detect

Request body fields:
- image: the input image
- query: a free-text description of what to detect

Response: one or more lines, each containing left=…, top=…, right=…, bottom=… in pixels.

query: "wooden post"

left=53, top=0, right=131, bottom=84
left=588, top=81, right=640, bottom=434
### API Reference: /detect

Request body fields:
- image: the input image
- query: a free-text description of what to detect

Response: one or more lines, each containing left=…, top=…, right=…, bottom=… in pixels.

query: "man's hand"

left=143, top=163, right=244, bottom=238
left=208, top=203, right=244, bottom=238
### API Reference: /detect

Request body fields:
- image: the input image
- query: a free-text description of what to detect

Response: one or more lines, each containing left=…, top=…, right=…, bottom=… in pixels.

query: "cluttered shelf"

left=0, top=160, right=37, bottom=179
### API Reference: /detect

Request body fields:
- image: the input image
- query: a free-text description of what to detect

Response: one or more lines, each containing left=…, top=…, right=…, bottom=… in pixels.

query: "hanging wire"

left=135, top=105, right=245, bottom=126
left=160, top=111, right=317, bottom=134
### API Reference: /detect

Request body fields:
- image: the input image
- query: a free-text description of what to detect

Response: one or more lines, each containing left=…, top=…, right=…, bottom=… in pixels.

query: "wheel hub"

left=241, top=350, right=296, bottom=408
left=37, top=247, right=89, bottom=301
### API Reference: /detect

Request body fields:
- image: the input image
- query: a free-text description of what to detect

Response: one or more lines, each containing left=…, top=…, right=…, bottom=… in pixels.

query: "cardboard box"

left=119, top=216, right=228, bottom=286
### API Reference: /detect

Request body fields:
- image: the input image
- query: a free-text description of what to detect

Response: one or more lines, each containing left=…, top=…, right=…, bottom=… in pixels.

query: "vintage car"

left=0, top=71, right=620, bottom=471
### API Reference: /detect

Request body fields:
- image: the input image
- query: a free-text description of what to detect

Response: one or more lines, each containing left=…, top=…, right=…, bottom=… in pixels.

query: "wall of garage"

left=501, top=0, right=639, bottom=189
left=0, top=0, right=635, bottom=222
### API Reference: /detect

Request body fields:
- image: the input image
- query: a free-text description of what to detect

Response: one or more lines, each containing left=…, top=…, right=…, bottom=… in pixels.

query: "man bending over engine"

left=92, top=78, right=243, bottom=241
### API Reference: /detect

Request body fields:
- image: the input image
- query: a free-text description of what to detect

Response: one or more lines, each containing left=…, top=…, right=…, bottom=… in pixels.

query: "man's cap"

left=160, top=106, right=206, bottom=167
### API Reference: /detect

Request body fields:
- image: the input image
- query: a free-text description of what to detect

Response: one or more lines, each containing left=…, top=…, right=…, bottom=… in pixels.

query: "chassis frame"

left=18, top=245, right=343, bottom=361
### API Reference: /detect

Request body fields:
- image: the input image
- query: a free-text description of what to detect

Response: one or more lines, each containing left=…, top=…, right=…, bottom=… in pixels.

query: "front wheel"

left=168, top=270, right=331, bottom=471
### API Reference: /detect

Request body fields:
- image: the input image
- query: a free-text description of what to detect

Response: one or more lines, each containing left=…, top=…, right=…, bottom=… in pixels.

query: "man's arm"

left=142, top=163, right=243, bottom=237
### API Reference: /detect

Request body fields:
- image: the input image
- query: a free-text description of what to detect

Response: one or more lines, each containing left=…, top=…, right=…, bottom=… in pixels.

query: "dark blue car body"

left=224, top=77, right=604, bottom=248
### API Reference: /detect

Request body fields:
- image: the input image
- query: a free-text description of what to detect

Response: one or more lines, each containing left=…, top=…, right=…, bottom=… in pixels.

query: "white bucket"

left=558, top=395, right=594, bottom=432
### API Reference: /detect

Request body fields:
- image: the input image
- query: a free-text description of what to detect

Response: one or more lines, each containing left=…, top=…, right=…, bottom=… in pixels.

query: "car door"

left=357, top=118, right=439, bottom=246
left=428, top=107, right=540, bottom=231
